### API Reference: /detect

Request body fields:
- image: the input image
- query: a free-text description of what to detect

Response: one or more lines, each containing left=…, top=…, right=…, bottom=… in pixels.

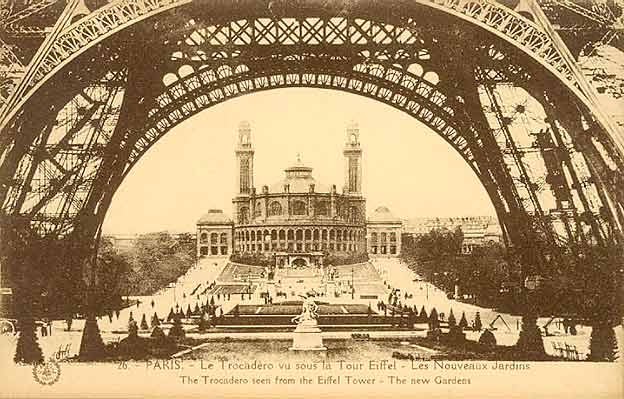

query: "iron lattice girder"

left=137, top=59, right=472, bottom=166
left=0, top=0, right=620, bottom=248
left=0, top=0, right=592, bottom=130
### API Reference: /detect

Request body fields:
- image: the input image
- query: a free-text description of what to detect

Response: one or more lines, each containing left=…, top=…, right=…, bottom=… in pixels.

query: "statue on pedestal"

left=289, top=292, right=326, bottom=351
left=291, top=294, right=318, bottom=325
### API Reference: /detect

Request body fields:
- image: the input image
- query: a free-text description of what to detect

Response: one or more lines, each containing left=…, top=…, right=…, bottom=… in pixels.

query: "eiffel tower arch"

left=0, top=0, right=623, bottom=356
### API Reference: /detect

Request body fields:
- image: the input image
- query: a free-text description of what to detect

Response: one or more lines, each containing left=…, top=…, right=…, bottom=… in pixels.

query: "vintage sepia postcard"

left=0, top=0, right=623, bottom=398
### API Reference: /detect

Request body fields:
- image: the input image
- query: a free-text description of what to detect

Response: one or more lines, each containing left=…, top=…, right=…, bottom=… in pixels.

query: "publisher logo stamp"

left=33, top=360, right=61, bottom=386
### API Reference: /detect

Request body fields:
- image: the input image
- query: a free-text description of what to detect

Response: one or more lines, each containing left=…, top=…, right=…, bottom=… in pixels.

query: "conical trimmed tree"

left=168, top=314, right=185, bottom=339
left=79, top=316, right=106, bottom=360
left=151, top=312, right=160, bottom=328
left=474, top=312, right=483, bottom=331
left=418, top=306, right=428, bottom=323
left=459, top=312, right=468, bottom=330
left=587, top=324, right=619, bottom=362
left=515, top=313, right=545, bottom=359
left=448, top=309, right=456, bottom=328
left=140, top=314, right=149, bottom=330
left=14, top=317, right=43, bottom=364
left=128, top=319, right=138, bottom=338
left=428, top=308, right=440, bottom=330
left=479, top=329, right=497, bottom=348
left=166, top=307, right=175, bottom=322
left=193, top=303, right=200, bottom=315
left=151, top=325, right=166, bottom=340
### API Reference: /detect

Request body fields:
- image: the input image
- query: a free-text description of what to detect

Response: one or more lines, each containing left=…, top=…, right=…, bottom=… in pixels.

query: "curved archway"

left=0, top=2, right=622, bottom=333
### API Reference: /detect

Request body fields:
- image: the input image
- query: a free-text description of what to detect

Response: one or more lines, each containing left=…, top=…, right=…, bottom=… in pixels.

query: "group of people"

left=39, top=320, right=53, bottom=337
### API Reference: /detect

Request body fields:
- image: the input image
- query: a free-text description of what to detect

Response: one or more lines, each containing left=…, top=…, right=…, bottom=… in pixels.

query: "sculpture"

left=289, top=293, right=326, bottom=351
left=291, top=294, right=318, bottom=325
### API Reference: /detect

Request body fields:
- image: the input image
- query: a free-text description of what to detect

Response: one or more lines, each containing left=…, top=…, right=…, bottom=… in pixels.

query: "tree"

left=186, top=304, right=192, bottom=318
left=166, top=307, right=175, bottom=322
left=474, top=312, right=482, bottom=331
left=448, top=308, right=456, bottom=328
left=128, top=319, right=138, bottom=338
left=151, top=325, right=166, bottom=340
left=193, top=302, right=200, bottom=315
left=113, top=232, right=195, bottom=296
left=588, top=324, right=619, bottom=362
left=140, top=314, right=149, bottom=330
left=198, top=313, right=209, bottom=332
left=428, top=308, right=440, bottom=330
left=151, top=312, right=160, bottom=328
left=479, top=329, right=497, bottom=347
left=418, top=306, right=428, bottom=323
left=79, top=316, right=106, bottom=360
left=13, top=318, right=43, bottom=364
left=516, top=313, right=545, bottom=358
left=459, top=312, right=468, bottom=329
left=168, top=315, right=185, bottom=339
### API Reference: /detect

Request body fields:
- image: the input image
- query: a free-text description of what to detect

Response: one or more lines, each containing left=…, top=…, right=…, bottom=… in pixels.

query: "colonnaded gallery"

left=196, top=122, right=402, bottom=267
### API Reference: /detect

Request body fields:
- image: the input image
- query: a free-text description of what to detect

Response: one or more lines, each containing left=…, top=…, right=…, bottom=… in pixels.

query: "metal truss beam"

left=0, top=0, right=594, bottom=133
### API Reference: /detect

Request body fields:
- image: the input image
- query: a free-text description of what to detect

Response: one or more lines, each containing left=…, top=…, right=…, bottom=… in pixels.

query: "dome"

left=268, top=155, right=330, bottom=193
left=197, top=209, right=232, bottom=225
left=368, top=206, right=401, bottom=223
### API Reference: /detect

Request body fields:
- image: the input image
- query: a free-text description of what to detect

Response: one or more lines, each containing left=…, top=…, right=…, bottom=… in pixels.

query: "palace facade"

left=197, top=121, right=387, bottom=267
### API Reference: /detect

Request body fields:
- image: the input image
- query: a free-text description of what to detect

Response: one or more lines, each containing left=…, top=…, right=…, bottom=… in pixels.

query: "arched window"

left=381, top=232, right=387, bottom=243
left=268, top=201, right=282, bottom=216
left=322, top=230, right=328, bottom=240
left=254, top=201, right=262, bottom=217
left=390, top=232, right=397, bottom=242
left=305, top=230, right=312, bottom=240
left=329, top=230, right=335, bottom=240
left=239, top=207, right=249, bottom=224
left=251, top=231, right=256, bottom=241
left=371, top=232, right=378, bottom=243
left=220, top=233, right=227, bottom=244
left=271, top=230, right=277, bottom=240
left=200, top=232, right=208, bottom=242
left=210, top=233, right=218, bottom=244
left=279, top=230, right=286, bottom=240
left=296, top=230, right=303, bottom=240
left=287, top=230, right=294, bottom=240
left=292, top=200, right=307, bottom=215
left=313, top=230, right=319, bottom=240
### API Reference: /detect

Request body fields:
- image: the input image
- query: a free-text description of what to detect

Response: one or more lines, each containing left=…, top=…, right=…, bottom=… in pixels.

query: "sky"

left=102, top=88, right=496, bottom=234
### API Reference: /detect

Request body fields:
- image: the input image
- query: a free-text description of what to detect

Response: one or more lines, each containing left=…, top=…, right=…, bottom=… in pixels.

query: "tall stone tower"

left=343, top=121, right=362, bottom=194
left=236, top=121, right=254, bottom=194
